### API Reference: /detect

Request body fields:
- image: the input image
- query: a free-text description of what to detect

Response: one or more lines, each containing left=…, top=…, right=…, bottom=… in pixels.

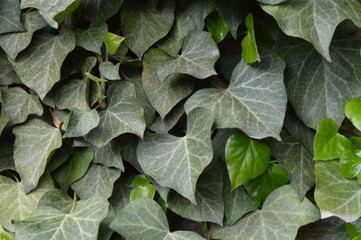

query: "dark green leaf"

left=0, top=0, right=23, bottom=35
left=75, top=23, right=107, bottom=54
left=82, top=0, right=124, bottom=23
left=206, top=12, right=229, bottom=44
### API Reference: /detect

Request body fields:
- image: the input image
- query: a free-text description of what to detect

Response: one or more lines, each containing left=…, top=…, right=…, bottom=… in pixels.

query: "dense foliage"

left=0, top=0, right=361, bottom=239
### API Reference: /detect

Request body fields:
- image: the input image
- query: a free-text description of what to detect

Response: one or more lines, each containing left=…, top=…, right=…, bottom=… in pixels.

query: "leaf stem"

left=119, top=70, right=131, bottom=81
left=201, top=222, right=212, bottom=240
left=70, top=192, right=77, bottom=213
left=9, top=172, right=19, bottom=183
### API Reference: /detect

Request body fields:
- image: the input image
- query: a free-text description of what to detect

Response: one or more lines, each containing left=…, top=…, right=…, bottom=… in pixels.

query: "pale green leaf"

left=38, top=189, right=72, bottom=213
left=1, top=87, right=43, bottom=125
left=0, top=11, right=47, bottom=60
left=261, top=0, right=361, bottom=60
left=0, top=174, right=53, bottom=232
left=15, top=197, right=109, bottom=240
left=213, top=185, right=320, bottom=240
left=110, top=198, right=205, bottom=240
left=225, top=132, right=271, bottom=190
left=0, top=0, right=24, bottom=35
left=10, top=29, right=75, bottom=99
left=92, top=140, right=124, bottom=171
left=121, top=0, right=175, bottom=58
left=340, top=150, right=361, bottom=182
left=82, top=0, right=124, bottom=23
left=99, top=61, right=120, bottom=80
left=53, top=147, right=93, bottom=191
left=75, top=23, right=108, bottom=54
left=137, top=108, right=213, bottom=203
left=85, top=81, right=146, bottom=147
left=315, top=161, right=361, bottom=222
left=13, top=118, right=62, bottom=193
left=276, top=38, right=361, bottom=130
left=63, top=109, right=100, bottom=138
left=72, top=164, right=121, bottom=199
left=149, top=104, right=184, bottom=133
left=0, top=225, right=14, bottom=240
left=345, top=99, right=361, bottom=131
left=167, top=160, right=224, bottom=225
left=56, top=79, right=89, bottom=110
left=185, top=48, right=286, bottom=140
left=142, top=48, right=194, bottom=119
left=21, top=0, right=81, bottom=29
left=158, top=31, right=220, bottom=81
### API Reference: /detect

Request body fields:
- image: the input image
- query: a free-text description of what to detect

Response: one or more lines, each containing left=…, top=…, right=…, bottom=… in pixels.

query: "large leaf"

left=84, top=81, right=146, bottom=147
left=225, top=132, right=271, bottom=190
left=142, top=48, right=194, bottom=119
left=167, top=160, right=224, bottom=225
left=21, top=0, right=81, bottom=29
left=10, top=29, right=75, bottom=99
left=15, top=197, right=109, bottom=240
left=1, top=87, right=43, bottom=125
left=13, top=119, right=62, bottom=193
left=110, top=198, right=205, bottom=240
left=75, top=23, right=108, bottom=54
left=63, top=109, right=99, bottom=138
left=277, top=38, right=361, bottom=130
left=0, top=11, right=47, bottom=60
left=53, top=147, right=93, bottom=191
left=82, top=0, right=124, bottom=23
left=137, top=107, right=213, bottom=203
left=158, top=31, right=220, bottom=81
left=121, top=0, right=175, bottom=58
left=213, top=185, right=320, bottom=240
left=314, top=118, right=352, bottom=160
left=185, top=48, right=286, bottom=140
left=0, top=175, right=53, bottom=232
left=93, top=140, right=124, bottom=171
left=261, top=0, right=361, bottom=60
left=0, top=0, right=23, bottom=35
left=315, top=160, right=361, bottom=222
left=72, top=164, right=121, bottom=199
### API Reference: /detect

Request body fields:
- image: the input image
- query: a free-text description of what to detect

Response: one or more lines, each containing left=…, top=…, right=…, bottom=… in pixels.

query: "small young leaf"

left=130, top=185, right=156, bottom=202
left=104, top=32, right=125, bottom=55
left=132, top=175, right=151, bottom=186
left=241, top=13, right=260, bottom=63
left=314, top=118, right=352, bottom=160
left=99, top=61, right=121, bottom=80
left=345, top=99, right=361, bottom=131
left=340, top=150, right=361, bottom=182
left=206, top=12, right=229, bottom=44
left=225, top=132, right=270, bottom=190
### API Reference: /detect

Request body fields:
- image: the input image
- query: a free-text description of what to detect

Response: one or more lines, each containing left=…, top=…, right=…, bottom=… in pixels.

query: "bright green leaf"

left=340, top=150, right=361, bottom=182
left=345, top=98, right=361, bottom=132
left=104, top=32, right=125, bottom=55
left=130, top=185, right=156, bottom=202
left=241, top=13, right=260, bottom=63
left=206, top=12, right=229, bottom=43
left=132, top=175, right=151, bottom=186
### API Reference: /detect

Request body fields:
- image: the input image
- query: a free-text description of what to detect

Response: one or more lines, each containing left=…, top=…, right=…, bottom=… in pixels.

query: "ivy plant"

left=0, top=0, right=361, bottom=240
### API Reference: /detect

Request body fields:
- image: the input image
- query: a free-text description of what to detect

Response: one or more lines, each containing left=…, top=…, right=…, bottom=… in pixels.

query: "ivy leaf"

left=167, top=160, right=224, bottom=225
left=314, top=118, right=352, bottom=160
left=10, top=29, right=76, bottom=99
left=241, top=13, right=259, bottom=63
left=82, top=0, right=124, bottom=23
left=315, top=161, right=361, bottom=222
left=0, top=107, right=9, bottom=136
left=93, top=140, right=124, bottom=171
left=205, top=12, right=229, bottom=44
left=0, top=142, right=15, bottom=172
left=149, top=104, right=184, bottom=133
left=56, top=79, right=89, bottom=110
left=13, top=119, right=62, bottom=193
left=185, top=48, right=287, bottom=140
left=215, top=0, right=246, bottom=39
left=130, top=185, right=156, bottom=202
left=99, top=61, right=121, bottom=80
left=259, top=0, right=288, bottom=4
left=0, top=12, right=47, bottom=60
left=345, top=99, right=361, bottom=131
left=277, top=38, right=361, bottom=130
left=15, top=197, right=109, bottom=240
left=53, top=147, right=94, bottom=192
left=0, top=174, right=53, bottom=232
left=38, top=189, right=72, bottom=213
left=340, top=150, right=361, bottom=182
left=110, top=198, right=205, bottom=240
left=0, top=0, right=24, bottom=35
left=261, top=0, right=361, bottom=60
left=158, top=31, right=220, bottom=81
left=84, top=81, right=146, bottom=147
left=223, top=174, right=257, bottom=226
left=225, top=132, right=271, bottom=190
left=142, top=48, right=194, bottom=119
left=1, top=87, right=43, bottom=125
left=63, top=109, right=99, bottom=138
left=0, top=225, right=14, bottom=240
left=72, top=164, right=121, bottom=199
left=21, top=0, right=81, bottom=29
left=75, top=23, right=108, bottom=54
left=104, top=32, right=124, bottom=55
left=0, top=51, right=19, bottom=85
left=121, top=0, right=175, bottom=58
left=212, top=185, right=320, bottom=240
left=109, top=177, right=135, bottom=212
left=137, top=108, right=213, bottom=203
left=244, top=163, right=288, bottom=206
